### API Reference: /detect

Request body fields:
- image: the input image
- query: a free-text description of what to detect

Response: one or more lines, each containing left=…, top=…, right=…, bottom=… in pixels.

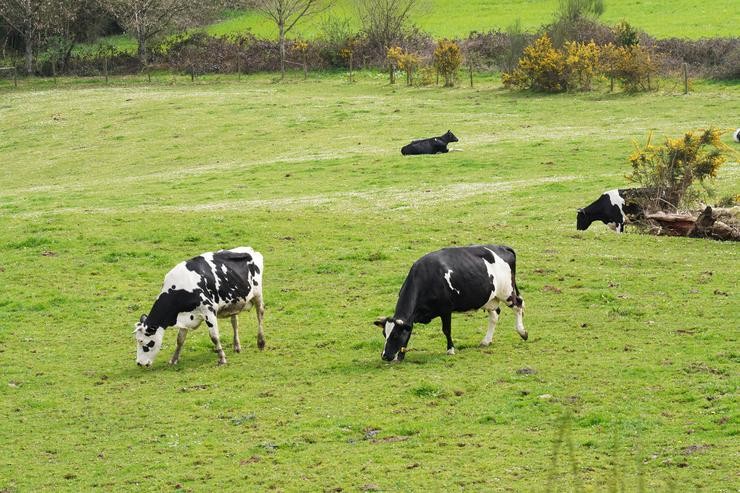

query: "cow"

left=733, top=128, right=740, bottom=143
left=576, top=188, right=648, bottom=233
left=373, top=245, right=527, bottom=362
left=401, top=130, right=458, bottom=155
left=134, top=247, right=264, bottom=367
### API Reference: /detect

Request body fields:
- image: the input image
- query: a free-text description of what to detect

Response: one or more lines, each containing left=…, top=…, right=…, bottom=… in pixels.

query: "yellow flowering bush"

left=502, top=34, right=568, bottom=92
left=434, top=39, right=462, bottom=87
left=600, top=43, right=656, bottom=92
left=628, top=128, right=729, bottom=210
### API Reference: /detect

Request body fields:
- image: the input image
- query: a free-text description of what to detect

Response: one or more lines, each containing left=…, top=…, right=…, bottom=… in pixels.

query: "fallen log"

left=642, top=206, right=739, bottom=241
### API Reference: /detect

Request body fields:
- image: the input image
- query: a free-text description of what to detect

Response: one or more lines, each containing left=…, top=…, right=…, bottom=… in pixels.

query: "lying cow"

left=134, top=247, right=265, bottom=367
left=401, top=130, right=458, bottom=155
left=374, top=245, right=527, bottom=362
left=576, top=188, right=647, bottom=233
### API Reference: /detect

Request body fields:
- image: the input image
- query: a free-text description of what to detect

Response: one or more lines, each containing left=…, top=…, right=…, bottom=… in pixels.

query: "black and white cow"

left=576, top=188, right=646, bottom=233
left=401, top=130, right=459, bottom=155
left=733, top=128, right=740, bottom=143
left=374, top=245, right=527, bottom=362
left=134, top=247, right=264, bottom=367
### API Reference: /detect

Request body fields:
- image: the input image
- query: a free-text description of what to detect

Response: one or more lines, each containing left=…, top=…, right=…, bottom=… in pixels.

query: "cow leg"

left=231, top=315, right=241, bottom=353
left=169, top=328, right=188, bottom=365
left=441, top=312, right=455, bottom=355
left=255, top=294, right=265, bottom=350
left=205, top=310, right=227, bottom=365
left=513, top=302, right=527, bottom=341
left=481, top=305, right=500, bottom=346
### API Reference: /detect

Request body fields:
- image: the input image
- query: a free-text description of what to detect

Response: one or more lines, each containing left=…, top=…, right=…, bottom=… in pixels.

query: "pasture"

left=208, top=0, right=740, bottom=40
left=0, top=72, right=738, bottom=491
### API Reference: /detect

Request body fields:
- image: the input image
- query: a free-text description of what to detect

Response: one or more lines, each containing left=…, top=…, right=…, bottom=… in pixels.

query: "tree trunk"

left=279, top=22, right=286, bottom=80
left=137, top=34, right=147, bottom=66
left=24, top=33, right=33, bottom=75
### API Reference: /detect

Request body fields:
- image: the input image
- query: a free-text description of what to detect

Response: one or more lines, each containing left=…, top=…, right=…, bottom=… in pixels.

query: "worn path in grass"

left=0, top=73, right=738, bottom=491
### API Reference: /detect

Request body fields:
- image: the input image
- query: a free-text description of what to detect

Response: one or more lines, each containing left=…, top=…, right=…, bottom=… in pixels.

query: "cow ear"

left=139, top=314, right=147, bottom=324
left=373, top=317, right=388, bottom=328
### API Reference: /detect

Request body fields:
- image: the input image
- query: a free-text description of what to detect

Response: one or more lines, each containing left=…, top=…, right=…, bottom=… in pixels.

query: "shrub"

left=502, top=34, right=568, bottom=92
left=613, top=20, right=639, bottom=47
left=627, top=128, right=730, bottom=211
left=600, top=43, right=656, bottom=91
left=434, top=39, right=462, bottom=86
left=564, top=40, right=600, bottom=90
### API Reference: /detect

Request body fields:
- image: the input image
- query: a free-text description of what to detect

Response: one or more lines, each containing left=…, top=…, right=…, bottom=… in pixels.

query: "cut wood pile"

left=639, top=206, right=740, bottom=241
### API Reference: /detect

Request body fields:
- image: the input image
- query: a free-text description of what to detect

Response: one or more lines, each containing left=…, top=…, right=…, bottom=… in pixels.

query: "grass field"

left=0, top=72, right=738, bottom=492
left=208, top=0, right=740, bottom=40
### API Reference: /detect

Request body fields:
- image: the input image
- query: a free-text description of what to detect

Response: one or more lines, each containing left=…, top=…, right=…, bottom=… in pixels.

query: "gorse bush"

left=564, top=39, right=600, bottom=90
left=502, top=34, right=568, bottom=92
left=600, top=43, right=656, bottom=91
left=627, top=128, right=730, bottom=211
left=434, top=38, right=462, bottom=86
left=503, top=33, right=657, bottom=93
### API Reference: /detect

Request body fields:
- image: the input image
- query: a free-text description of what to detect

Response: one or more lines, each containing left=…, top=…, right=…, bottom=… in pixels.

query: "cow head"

left=576, top=208, right=591, bottom=230
left=134, top=314, right=164, bottom=367
left=374, top=317, right=413, bottom=362
left=444, top=130, right=459, bottom=143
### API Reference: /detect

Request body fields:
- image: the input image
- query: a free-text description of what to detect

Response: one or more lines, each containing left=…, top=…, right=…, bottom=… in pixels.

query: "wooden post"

left=610, top=76, right=614, bottom=92
left=436, top=68, right=439, bottom=86
left=13, top=67, right=17, bottom=87
left=52, top=58, right=56, bottom=84
left=389, top=64, right=394, bottom=84
left=236, top=56, right=241, bottom=80
left=683, top=63, right=688, bottom=94
left=190, top=64, right=195, bottom=82
left=469, top=62, right=473, bottom=88
left=303, top=53, right=307, bottom=80
left=104, top=56, right=109, bottom=84
left=349, top=52, right=353, bottom=82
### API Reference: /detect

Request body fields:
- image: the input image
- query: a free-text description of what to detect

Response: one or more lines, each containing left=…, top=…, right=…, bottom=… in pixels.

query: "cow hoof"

left=520, top=332, right=529, bottom=341
left=217, top=358, right=227, bottom=366
left=257, top=339, right=265, bottom=351
left=447, top=348, right=456, bottom=355
left=169, top=359, right=178, bottom=365
left=479, top=340, right=492, bottom=347
left=234, top=345, right=242, bottom=353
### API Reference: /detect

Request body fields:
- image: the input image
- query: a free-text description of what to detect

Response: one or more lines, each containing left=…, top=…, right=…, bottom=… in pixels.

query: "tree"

left=355, top=0, right=418, bottom=56
left=0, top=0, right=79, bottom=74
left=433, top=38, right=462, bottom=87
left=98, top=0, right=216, bottom=65
left=254, top=0, right=332, bottom=80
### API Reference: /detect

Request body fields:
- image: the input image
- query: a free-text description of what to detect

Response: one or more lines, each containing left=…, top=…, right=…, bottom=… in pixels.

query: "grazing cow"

left=374, top=245, right=527, bottom=362
left=733, top=128, right=740, bottom=143
left=134, top=247, right=264, bottom=367
left=401, top=130, right=458, bottom=155
left=576, top=188, right=647, bottom=233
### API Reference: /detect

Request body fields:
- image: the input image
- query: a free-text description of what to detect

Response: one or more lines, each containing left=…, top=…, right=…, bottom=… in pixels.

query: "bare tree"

left=355, top=0, right=418, bottom=56
left=0, top=0, right=79, bottom=74
left=254, top=0, right=332, bottom=80
left=98, top=0, right=217, bottom=65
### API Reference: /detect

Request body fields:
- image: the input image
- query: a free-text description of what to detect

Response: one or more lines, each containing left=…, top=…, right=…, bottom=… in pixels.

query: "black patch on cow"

left=401, top=130, right=458, bottom=155
left=147, top=340, right=155, bottom=348
left=142, top=346, right=149, bottom=352
left=190, top=314, right=194, bottom=320
left=205, top=319, right=214, bottom=328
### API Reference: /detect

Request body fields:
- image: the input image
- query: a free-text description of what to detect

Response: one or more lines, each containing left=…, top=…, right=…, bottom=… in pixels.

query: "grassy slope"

left=208, top=0, right=740, bottom=39
left=0, top=73, right=738, bottom=492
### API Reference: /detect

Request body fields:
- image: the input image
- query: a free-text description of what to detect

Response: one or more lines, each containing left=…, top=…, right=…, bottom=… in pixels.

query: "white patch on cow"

left=605, top=189, right=626, bottom=223
left=161, top=262, right=202, bottom=294
left=444, top=270, right=460, bottom=294
left=221, top=264, right=228, bottom=275
left=202, top=253, right=220, bottom=293
left=446, top=348, right=456, bottom=355
left=482, top=249, right=514, bottom=309
left=384, top=320, right=395, bottom=341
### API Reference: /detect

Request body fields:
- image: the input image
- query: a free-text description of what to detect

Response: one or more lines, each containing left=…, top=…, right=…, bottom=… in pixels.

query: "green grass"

left=0, top=72, right=738, bottom=492
left=94, top=0, right=740, bottom=52
left=208, top=0, right=740, bottom=40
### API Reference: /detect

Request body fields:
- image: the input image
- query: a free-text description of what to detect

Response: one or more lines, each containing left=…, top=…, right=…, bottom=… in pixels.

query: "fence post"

left=469, top=62, right=473, bottom=88
left=13, top=67, right=17, bottom=87
left=683, top=63, right=688, bottom=95
left=104, top=56, right=109, bottom=84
